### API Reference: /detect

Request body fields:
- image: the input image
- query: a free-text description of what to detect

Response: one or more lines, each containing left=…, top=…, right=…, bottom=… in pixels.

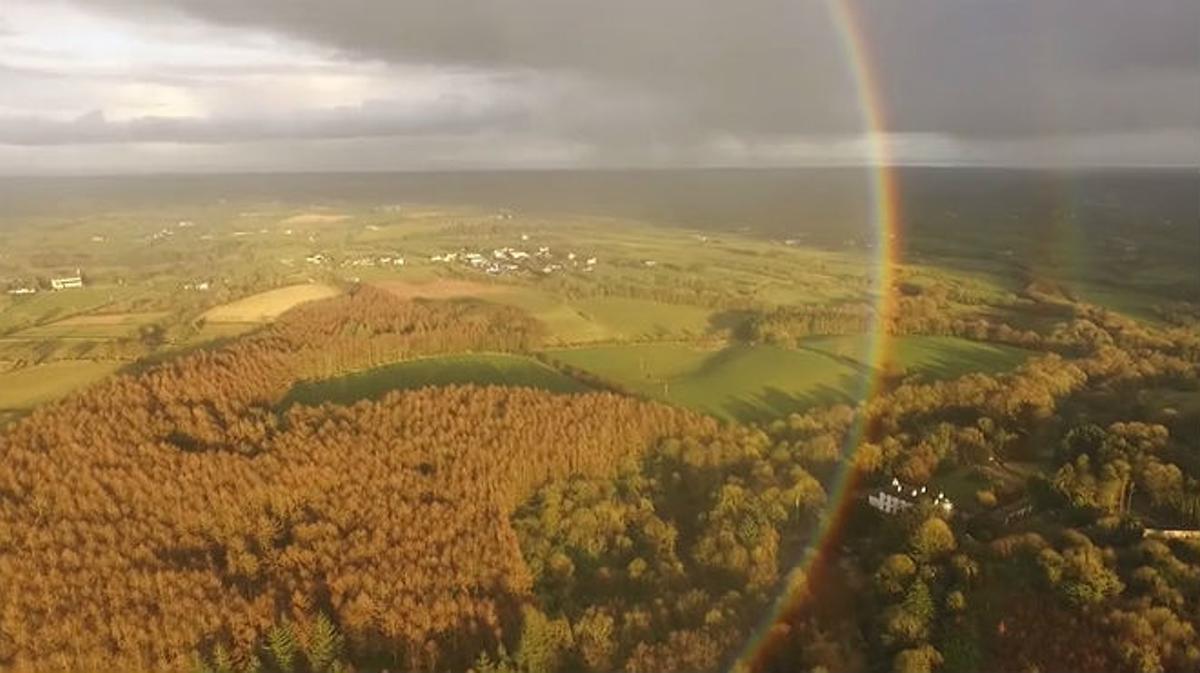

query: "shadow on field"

left=723, top=377, right=862, bottom=424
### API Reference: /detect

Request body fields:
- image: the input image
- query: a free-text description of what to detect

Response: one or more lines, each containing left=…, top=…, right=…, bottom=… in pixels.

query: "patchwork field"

left=283, top=353, right=588, bottom=407
left=202, top=283, right=341, bottom=322
left=0, top=287, right=142, bottom=335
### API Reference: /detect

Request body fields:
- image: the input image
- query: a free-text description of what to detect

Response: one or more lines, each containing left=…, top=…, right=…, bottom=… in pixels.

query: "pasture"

left=202, top=283, right=341, bottom=322
left=547, top=336, right=1029, bottom=421
left=802, top=335, right=1030, bottom=379
left=548, top=343, right=864, bottom=421
left=284, top=353, right=588, bottom=407
left=0, top=360, right=124, bottom=412
left=13, top=311, right=168, bottom=339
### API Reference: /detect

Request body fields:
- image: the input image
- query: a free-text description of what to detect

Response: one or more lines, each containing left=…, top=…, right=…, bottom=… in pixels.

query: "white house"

left=6, top=287, right=36, bottom=295
left=868, top=490, right=913, bottom=515
left=50, top=271, right=84, bottom=290
left=868, top=477, right=953, bottom=516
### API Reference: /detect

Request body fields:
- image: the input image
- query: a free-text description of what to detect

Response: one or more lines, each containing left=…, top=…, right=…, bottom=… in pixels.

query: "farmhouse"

left=867, top=478, right=953, bottom=516
left=6, top=286, right=36, bottom=295
left=50, top=271, right=84, bottom=290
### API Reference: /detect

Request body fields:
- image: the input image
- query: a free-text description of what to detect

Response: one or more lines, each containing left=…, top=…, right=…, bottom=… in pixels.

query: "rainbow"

left=730, top=1, right=902, bottom=669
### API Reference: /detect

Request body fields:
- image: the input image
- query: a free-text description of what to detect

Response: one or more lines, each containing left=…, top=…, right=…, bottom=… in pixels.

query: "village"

left=429, top=243, right=598, bottom=277
left=297, top=237, right=601, bottom=279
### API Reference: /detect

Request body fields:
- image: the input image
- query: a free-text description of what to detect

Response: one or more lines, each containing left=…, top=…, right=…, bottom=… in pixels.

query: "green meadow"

left=549, top=342, right=865, bottom=421
left=547, top=336, right=1028, bottom=421
left=283, top=353, right=589, bottom=407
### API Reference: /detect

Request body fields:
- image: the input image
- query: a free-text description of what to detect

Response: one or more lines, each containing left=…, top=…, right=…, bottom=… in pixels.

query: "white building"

left=50, top=271, right=84, bottom=290
left=868, top=491, right=913, bottom=515
left=868, top=477, right=954, bottom=516
left=6, top=287, right=36, bottom=295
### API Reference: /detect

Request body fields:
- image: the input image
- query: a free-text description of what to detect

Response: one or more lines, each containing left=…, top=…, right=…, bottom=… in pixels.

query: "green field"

left=0, top=288, right=142, bottom=335
left=0, top=360, right=124, bottom=411
left=284, top=353, right=589, bottom=407
left=548, top=343, right=862, bottom=421
left=547, top=336, right=1029, bottom=421
left=803, top=335, right=1030, bottom=380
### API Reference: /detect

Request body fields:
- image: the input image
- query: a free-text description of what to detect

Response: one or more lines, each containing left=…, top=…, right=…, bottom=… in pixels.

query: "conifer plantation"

left=0, top=288, right=728, bottom=671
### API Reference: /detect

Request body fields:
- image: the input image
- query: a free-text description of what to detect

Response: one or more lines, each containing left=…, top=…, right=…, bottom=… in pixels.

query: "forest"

left=0, top=279, right=1198, bottom=673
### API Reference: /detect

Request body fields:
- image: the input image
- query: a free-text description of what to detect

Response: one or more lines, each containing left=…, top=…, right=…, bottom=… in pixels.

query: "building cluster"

left=148, top=227, right=176, bottom=242
left=302, top=252, right=407, bottom=268
left=342, top=254, right=406, bottom=268
left=429, top=243, right=597, bottom=276
left=867, top=477, right=954, bottom=516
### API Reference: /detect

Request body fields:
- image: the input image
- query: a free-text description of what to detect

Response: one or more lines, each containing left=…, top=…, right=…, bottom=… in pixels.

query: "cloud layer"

left=1, top=0, right=1197, bottom=172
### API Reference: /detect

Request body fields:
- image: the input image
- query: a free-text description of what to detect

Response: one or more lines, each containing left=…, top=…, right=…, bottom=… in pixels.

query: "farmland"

left=0, top=360, right=124, bottom=416
left=202, top=283, right=342, bottom=322
left=0, top=169, right=1180, bottom=419
left=0, top=168, right=1194, bottom=422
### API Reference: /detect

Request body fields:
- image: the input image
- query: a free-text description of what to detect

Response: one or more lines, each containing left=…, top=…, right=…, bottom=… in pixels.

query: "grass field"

left=574, top=297, right=713, bottom=340
left=802, top=335, right=1030, bottom=380
left=13, top=311, right=168, bottom=339
left=202, top=283, right=341, bottom=322
left=0, top=360, right=124, bottom=411
left=489, top=288, right=614, bottom=344
left=0, top=287, right=142, bottom=334
left=373, top=278, right=502, bottom=301
left=549, top=343, right=861, bottom=421
left=284, top=353, right=589, bottom=407
left=547, top=336, right=1029, bottom=421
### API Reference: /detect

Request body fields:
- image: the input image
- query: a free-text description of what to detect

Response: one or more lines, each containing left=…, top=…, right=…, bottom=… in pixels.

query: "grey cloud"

left=0, top=95, right=528, bottom=145
left=76, top=0, right=1200, bottom=141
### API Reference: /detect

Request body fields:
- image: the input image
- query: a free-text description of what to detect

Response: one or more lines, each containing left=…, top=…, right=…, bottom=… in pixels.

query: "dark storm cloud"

left=78, top=0, right=1199, bottom=141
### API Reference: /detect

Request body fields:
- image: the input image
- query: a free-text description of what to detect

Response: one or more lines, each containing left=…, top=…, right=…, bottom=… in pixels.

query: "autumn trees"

left=0, top=287, right=729, bottom=672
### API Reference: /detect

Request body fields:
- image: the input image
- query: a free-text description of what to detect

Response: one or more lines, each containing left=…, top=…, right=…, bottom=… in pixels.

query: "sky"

left=0, top=0, right=1197, bottom=174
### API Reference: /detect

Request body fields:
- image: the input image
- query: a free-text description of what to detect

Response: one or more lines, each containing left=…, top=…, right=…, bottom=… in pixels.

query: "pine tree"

left=267, top=622, right=298, bottom=673
left=304, top=614, right=345, bottom=673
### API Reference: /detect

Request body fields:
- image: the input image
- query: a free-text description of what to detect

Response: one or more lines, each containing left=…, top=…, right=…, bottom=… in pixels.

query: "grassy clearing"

left=0, top=360, right=123, bottom=411
left=573, top=297, right=713, bottom=340
left=202, top=283, right=341, bottom=322
left=490, top=288, right=614, bottom=344
left=547, top=336, right=1029, bottom=422
left=548, top=343, right=865, bottom=421
left=802, top=335, right=1029, bottom=379
left=284, top=353, right=589, bottom=407
left=372, top=278, right=502, bottom=301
